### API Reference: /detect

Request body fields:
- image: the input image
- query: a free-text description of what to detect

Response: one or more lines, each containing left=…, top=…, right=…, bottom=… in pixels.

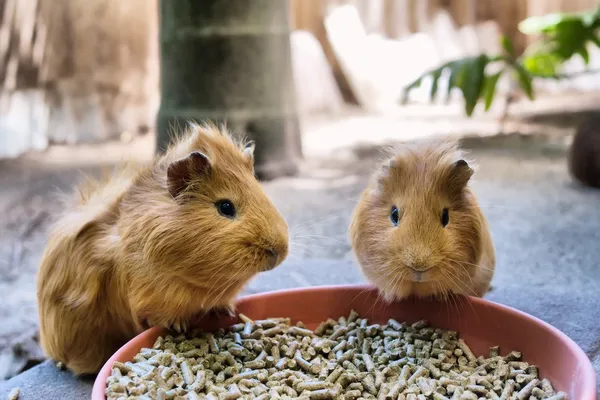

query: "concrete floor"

left=0, top=114, right=599, bottom=396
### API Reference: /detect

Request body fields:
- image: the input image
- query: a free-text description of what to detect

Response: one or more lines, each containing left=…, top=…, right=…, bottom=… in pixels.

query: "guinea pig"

left=349, top=140, right=495, bottom=301
left=568, top=113, right=600, bottom=188
left=36, top=122, right=289, bottom=375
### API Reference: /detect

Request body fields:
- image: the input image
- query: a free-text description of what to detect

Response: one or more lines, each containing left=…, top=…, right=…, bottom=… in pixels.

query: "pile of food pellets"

left=105, top=311, right=569, bottom=400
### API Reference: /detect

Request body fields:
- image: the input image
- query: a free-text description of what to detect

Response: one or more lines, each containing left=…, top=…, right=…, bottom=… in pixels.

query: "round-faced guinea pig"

left=37, top=122, right=289, bottom=375
left=350, top=140, right=495, bottom=301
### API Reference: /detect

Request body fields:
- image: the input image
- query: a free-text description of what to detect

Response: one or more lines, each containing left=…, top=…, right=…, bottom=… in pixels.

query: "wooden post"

left=289, top=0, right=359, bottom=105
left=476, top=0, right=528, bottom=56
left=407, top=0, right=419, bottom=33
left=157, top=0, right=302, bottom=180
left=389, top=0, right=413, bottom=38
left=448, top=0, right=476, bottom=26
left=383, top=0, right=397, bottom=38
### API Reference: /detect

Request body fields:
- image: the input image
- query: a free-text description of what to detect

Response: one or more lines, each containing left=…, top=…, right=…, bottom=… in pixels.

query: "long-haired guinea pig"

left=37, top=122, right=289, bottom=375
left=350, top=140, right=495, bottom=301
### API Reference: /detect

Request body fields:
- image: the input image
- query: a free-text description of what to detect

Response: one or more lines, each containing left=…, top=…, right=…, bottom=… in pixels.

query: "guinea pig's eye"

left=390, top=206, right=399, bottom=226
left=215, top=199, right=236, bottom=219
left=441, top=208, right=449, bottom=227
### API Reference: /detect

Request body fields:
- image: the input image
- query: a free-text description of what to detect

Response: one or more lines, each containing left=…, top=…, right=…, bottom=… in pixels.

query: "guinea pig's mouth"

left=259, top=248, right=283, bottom=272
left=407, top=266, right=436, bottom=283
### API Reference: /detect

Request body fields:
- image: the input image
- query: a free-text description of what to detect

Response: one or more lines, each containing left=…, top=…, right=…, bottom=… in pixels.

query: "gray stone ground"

left=0, top=116, right=599, bottom=398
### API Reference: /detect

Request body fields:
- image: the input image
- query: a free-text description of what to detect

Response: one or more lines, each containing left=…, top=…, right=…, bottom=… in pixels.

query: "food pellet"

left=105, top=311, right=568, bottom=400
left=7, top=387, right=20, bottom=400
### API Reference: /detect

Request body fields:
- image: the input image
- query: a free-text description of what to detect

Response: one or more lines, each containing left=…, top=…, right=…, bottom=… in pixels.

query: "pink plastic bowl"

left=92, top=284, right=597, bottom=399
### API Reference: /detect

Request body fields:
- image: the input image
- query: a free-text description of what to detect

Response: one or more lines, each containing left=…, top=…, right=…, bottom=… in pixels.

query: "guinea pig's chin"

left=382, top=281, right=441, bottom=301
left=258, top=262, right=276, bottom=272
left=257, top=257, right=279, bottom=272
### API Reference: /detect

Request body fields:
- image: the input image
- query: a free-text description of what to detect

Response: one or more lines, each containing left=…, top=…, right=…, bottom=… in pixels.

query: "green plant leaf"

left=513, top=63, right=534, bottom=100
left=444, top=61, right=461, bottom=104
left=429, top=68, right=443, bottom=101
left=522, top=52, right=561, bottom=77
left=577, top=45, right=590, bottom=64
left=445, top=63, right=456, bottom=99
left=553, top=19, right=591, bottom=59
left=589, top=7, right=600, bottom=29
left=519, top=13, right=567, bottom=35
left=402, top=60, right=454, bottom=104
left=401, top=77, right=421, bottom=104
left=461, top=55, right=489, bottom=116
left=580, top=7, right=600, bottom=28
left=501, top=36, right=515, bottom=58
left=483, top=71, right=503, bottom=111
left=519, top=10, right=598, bottom=34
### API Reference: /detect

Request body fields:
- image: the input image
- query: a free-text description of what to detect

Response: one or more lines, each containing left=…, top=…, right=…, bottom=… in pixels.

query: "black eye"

left=215, top=199, right=236, bottom=219
left=441, top=208, right=449, bottom=227
left=390, top=206, right=399, bottom=226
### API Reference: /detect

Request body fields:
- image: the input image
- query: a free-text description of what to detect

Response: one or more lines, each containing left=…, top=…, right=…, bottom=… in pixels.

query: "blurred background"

left=1, top=0, right=600, bottom=384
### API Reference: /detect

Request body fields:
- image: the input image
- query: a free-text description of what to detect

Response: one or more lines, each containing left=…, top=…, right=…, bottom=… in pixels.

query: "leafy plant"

left=402, top=7, right=600, bottom=117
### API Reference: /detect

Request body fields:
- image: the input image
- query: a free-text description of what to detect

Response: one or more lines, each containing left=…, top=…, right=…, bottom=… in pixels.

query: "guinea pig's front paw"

left=169, top=319, right=188, bottom=334
left=147, top=317, right=189, bottom=334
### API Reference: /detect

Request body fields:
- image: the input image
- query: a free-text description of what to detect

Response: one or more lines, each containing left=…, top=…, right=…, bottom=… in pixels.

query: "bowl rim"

left=91, top=284, right=597, bottom=399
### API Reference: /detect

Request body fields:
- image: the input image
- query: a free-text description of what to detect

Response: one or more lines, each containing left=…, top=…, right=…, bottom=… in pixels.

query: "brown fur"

left=349, top=140, right=495, bottom=301
left=37, top=123, right=289, bottom=375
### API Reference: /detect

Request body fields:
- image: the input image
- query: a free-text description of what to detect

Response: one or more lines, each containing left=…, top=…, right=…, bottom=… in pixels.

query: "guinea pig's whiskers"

left=204, top=252, right=254, bottom=300
left=435, top=281, right=452, bottom=307
left=284, top=249, right=309, bottom=263
left=442, top=268, right=479, bottom=318
left=447, top=291, right=462, bottom=326
left=368, top=290, right=389, bottom=316
left=441, top=266, right=475, bottom=297
left=250, top=252, right=259, bottom=269
left=207, top=266, right=248, bottom=309
left=437, top=280, right=448, bottom=299
left=208, top=271, right=236, bottom=297
left=287, top=240, right=311, bottom=250
left=349, top=286, right=377, bottom=306
left=204, top=265, right=224, bottom=286
left=283, top=252, right=302, bottom=262
left=446, top=258, right=481, bottom=270
left=438, top=271, right=462, bottom=320
left=377, top=268, right=400, bottom=283
left=446, top=260, right=476, bottom=287
left=287, top=240, right=318, bottom=259
left=374, top=266, right=399, bottom=304
left=289, top=213, right=348, bottom=235
left=288, top=236, right=349, bottom=259
left=291, top=234, right=346, bottom=245
left=455, top=259, right=495, bottom=273
left=386, top=273, right=403, bottom=298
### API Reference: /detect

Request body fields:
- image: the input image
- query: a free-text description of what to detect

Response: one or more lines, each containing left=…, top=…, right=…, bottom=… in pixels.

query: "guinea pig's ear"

left=379, top=158, right=396, bottom=180
left=243, top=141, right=255, bottom=162
left=448, top=159, right=474, bottom=189
left=167, top=151, right=211, bottom=199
